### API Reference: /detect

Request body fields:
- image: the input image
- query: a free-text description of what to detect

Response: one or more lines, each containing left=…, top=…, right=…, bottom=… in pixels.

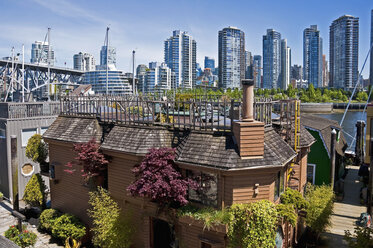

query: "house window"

left=21, top=128, right=37, bottom=147
left=201, top=242, right=212, bottom=248
left=307, top=164, right=316, bottom=184
left=40, top=127, right=49, bottom=135
left=0, top=129, right=5, bottom=139
left=187, top=170, right=218, bottom=207
left=274, top=171, right=284, bottom=200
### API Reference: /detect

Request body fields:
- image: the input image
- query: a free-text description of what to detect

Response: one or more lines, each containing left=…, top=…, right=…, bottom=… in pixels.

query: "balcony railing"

left=0, top=102, right=60, bottom=119
left=60, top=95, right=273, bottom=132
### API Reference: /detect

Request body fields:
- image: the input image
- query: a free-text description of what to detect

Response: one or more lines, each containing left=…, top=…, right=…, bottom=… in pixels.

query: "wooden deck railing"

left=60, top=95, right=272, bottom=132
left=0, top=102, right=60, bottom=119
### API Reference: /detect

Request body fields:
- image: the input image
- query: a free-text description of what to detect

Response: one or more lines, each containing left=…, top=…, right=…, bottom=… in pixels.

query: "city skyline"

left=0, top=0, right=372, bottom=78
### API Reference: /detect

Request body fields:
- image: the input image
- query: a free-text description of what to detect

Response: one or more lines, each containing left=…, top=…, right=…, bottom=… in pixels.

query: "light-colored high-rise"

left=218, top=26, right=245, bottom=89
left=144, top=62, right=174, bottom=93
left=329, top=15, right=359, bottom=89
left=164, top=30, right=196, bottom=89
left=73, top=52, right=95, bottom=71
left=322, top=55, right=329, bottom=87
left=263, top=29, right=281, bottom=89
left=303, top=25, right=323, bottom=88
left=100, top=45, right=117, bottom=69
left=281, top=39, right=291, bottom=90
left=253, top=55, right=262, bottom=88
left=30, top=41, right=54, bottom=66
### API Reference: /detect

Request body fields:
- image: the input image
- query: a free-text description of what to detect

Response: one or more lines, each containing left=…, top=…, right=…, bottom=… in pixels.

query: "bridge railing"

left=0, top=102, right=60, bottom=119
left=60, top=95, right=273, bottom=132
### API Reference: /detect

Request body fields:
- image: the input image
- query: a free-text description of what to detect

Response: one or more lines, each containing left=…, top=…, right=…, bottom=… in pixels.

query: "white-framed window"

left=307, top=164, right=316, bottom=184
left=40, top=127, right=49, bottom=135
left=0, top=129, right=5, bottom=139
left=21, top=128, right=37, bottom=147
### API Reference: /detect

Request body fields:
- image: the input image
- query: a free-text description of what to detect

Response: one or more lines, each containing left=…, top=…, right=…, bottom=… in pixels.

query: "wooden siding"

left=49, top=142, right=91, bottom=225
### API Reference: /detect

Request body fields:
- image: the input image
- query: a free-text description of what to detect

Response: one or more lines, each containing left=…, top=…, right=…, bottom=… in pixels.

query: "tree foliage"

left=51, top=214, right=86, bottom=241
left=344, top=226, right=373, bottom=248
left=5, top=225, right=37, bottom=248
left=305, top=184, right=334, bottom=234
left=280, top=188, right=308, bottom=210
left=23, top=173, right=46, bottom=207
left=25, top=134, right=48, bottom=164
left=65, top=138, right=108, bottom=181
left=127, top=148, right=198, bottom=206
left=88, top=187, right=134, bottom=248
left=39, top=209, right=61, bottom=231
left=227, top=200, right=278, bottom=248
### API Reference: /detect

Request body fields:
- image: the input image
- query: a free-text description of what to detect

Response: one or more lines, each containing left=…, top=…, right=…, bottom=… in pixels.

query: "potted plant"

left=25, top=134, right=49, bottom=173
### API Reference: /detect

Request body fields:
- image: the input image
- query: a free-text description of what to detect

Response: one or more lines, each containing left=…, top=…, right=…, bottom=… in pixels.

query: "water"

left=317, top=111, right=367, bottom=151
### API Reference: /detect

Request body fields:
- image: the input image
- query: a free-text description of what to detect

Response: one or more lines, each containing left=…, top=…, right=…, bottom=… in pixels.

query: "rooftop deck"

left=0, top=102, right=60, bottom=119
left=60, top=95, right=273, bottom=132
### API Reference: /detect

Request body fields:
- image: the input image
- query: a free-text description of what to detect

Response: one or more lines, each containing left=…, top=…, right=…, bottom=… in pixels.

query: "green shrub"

left=305, top=184, right=334, bottom=234
left=88, top=187, right=133, bottom=248
left=227, top=200, right=278, bottom=248
left=51, top=214, right=86, bottom=241
left=0, top=191, right=3, bottom=198
left=344, top=226, right=373, bottom=247
left=23, top=173, right=46, bottom=208
left=5, top=225, right=37, bottom=248
left=276, top=204, right=297, bottom=226
left=177, top=205, right=231, bottom=230
left=280, top=188, right=308, bottom=210
left=25, top=134, right=48, bottom=164
left=39, top=209, right=61, bottom=231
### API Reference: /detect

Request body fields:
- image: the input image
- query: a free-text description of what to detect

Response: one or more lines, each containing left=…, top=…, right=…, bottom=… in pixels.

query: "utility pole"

left=47, top=27, right=51, bottom=102
left=132, top=50, right=136, bottom=95
left=22, top=44, right=24, bottom=102
left=105, top=27, right=109, bottom=95
left=330, top=129, right=337, bottom=190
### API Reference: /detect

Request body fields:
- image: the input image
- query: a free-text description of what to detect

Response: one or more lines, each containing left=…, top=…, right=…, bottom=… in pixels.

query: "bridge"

left=0, top=59, right=84, bottom=101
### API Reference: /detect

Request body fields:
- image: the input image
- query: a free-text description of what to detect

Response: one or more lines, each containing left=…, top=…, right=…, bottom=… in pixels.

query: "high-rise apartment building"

left=329, top=15, right=359, bottom=89
left=263, top=29, right=281, bottom=89
left=136, top=64, right=148, bottom=93
left=245, top=51, right=253, bottom=79
left=303, top=25, right=323, bottom=88
left=164, top=30, right=196, bottom=89
left=144, top=62, right=174, bottom=93
left=281, top=39, right=291, bottom=90
left=30, top=41, right=55, bottom=66
left=291, top=65, right=303, bottom=81
left=370, top=10, right=373, bottom=86
left=218, top=26, right=245, bottom=89
left=204, top=56, right=215, bottom=70
left=73, top=52, right=96, bottom=71
left=322, top=55, right=329, bottom=87
left=253, top=55, right=262, bottom=88
left=99, top=45, right=117, bottom=69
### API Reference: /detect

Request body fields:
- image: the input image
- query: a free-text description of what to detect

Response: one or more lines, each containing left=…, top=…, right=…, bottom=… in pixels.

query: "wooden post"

left=368, top=138, right=373, bottom=215
left=355, top=121, right=366, bottom=166
left=10, top=135, right=19, bottom=211
left=330, top=129, right=337, bottom=190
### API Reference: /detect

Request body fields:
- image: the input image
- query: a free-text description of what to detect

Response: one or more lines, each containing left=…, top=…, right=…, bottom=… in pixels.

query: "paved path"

left=320, top=165, right=366, bottom=247
left=0, top=200, right=62, bottom=248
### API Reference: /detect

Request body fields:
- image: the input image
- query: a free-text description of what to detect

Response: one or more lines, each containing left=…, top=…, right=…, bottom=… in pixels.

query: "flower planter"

left=178, top=215, right=227, bottom=234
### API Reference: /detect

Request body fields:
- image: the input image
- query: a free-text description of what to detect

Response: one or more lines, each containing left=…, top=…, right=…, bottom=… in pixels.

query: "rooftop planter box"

left=178, top=215, right=228, bottom=234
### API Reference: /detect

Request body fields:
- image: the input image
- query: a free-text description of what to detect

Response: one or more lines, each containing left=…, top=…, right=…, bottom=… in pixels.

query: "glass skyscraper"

left=164, top=30, right=196, bottom=89
left=245, top=51, right=253, bottom=79
left=204, top=56, right=215, bottom=70
left=281, top=39, right=291, bottom=90
left=144, top=62, right=174, bottom=93
left=82, top=70, right=132, bottom=95
left=100, top=45, right=116, bottom=68
left=303, top=25, right=323, bottom=88
left=329, top=15, right=359, bottom=89
left=30, top=41, right=55, bottom=66
left=253, top=55, right=262, bottom=88
left=263, top=29, right=281, bottom=89
left=218, top=26, right=245, bottom=89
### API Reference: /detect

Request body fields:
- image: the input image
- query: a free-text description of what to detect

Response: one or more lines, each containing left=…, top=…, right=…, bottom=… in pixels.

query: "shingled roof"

left=301, top=114, right=347, bottom=156
left=43, top=116, right=102, bottom=143
left=175, top=127, right=296, bottom=170
left=101, top=126, right=187, bottom=155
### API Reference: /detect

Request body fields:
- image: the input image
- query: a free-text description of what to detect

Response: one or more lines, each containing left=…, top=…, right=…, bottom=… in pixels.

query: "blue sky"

left=0, top=0, right=372, bottom=78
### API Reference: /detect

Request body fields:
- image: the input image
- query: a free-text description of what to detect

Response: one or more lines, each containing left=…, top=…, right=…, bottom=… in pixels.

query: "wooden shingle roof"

left=43, top=116, right=102, bottom=143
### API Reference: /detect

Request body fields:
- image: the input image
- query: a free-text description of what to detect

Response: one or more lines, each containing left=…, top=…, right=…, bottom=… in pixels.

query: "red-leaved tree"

left=65, top=138, right=109, bottom=181
left=127, top=148, right=197, bottom=206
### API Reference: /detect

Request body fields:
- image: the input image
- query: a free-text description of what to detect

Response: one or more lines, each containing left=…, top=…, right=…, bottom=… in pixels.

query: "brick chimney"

left=233, top=79, right=265, bottom=158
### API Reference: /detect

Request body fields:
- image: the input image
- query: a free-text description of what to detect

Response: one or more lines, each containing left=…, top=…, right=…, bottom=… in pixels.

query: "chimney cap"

left=242, top=79, right=254, bottom=86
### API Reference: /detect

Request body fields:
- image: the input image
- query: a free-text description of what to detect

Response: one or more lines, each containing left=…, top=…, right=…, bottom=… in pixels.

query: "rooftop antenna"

left=104, top=27, right=109, bottom=95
